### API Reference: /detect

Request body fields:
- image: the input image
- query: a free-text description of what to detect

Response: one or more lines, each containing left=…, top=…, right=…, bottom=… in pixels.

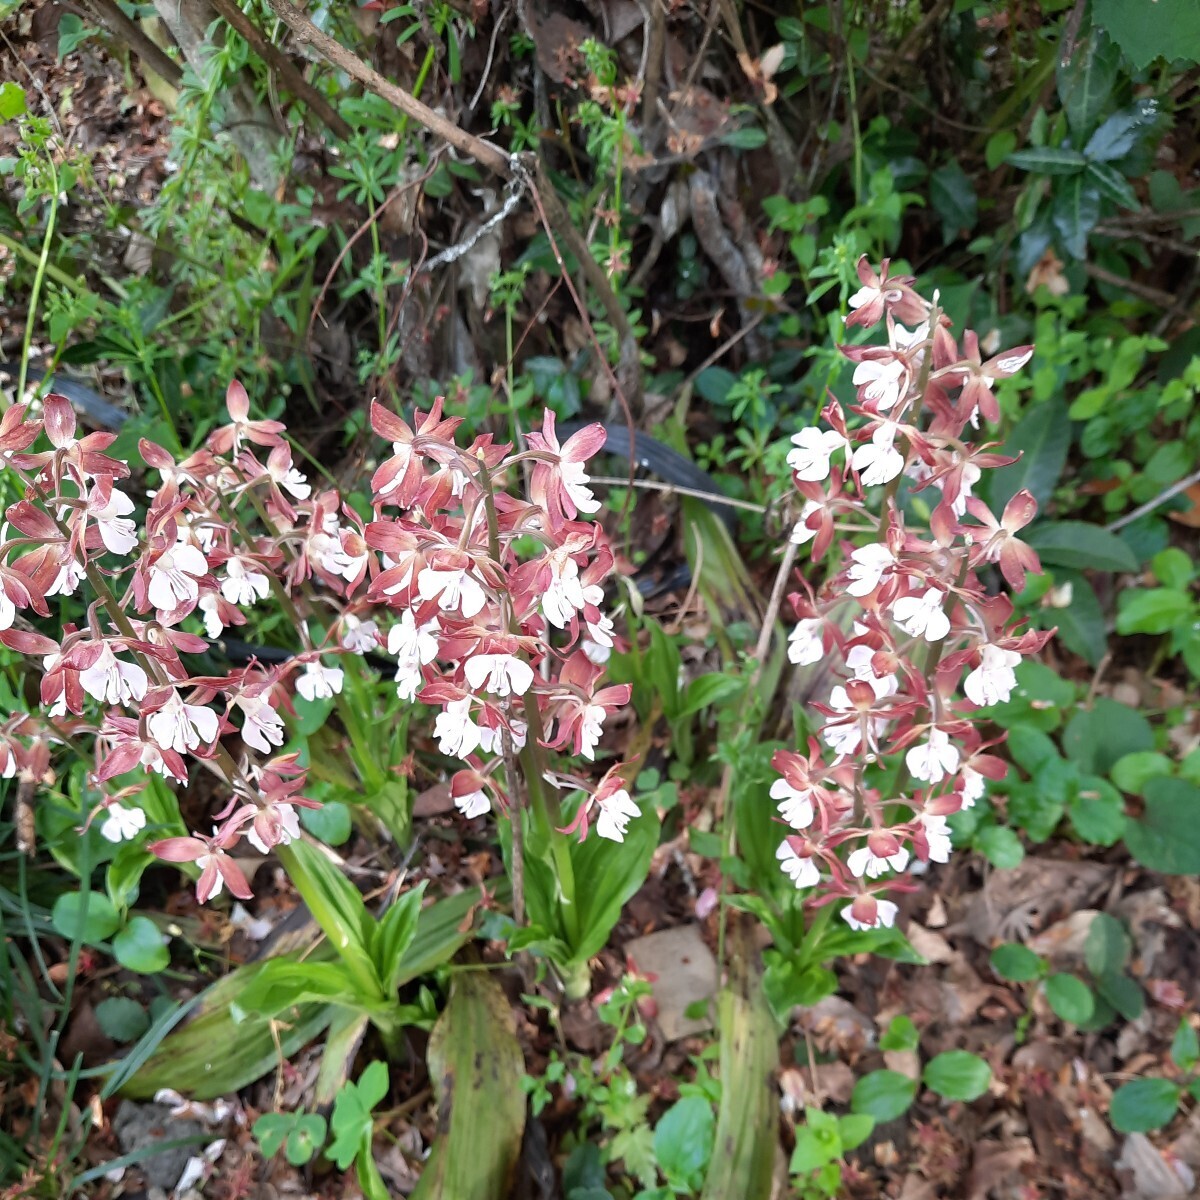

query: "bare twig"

left=1105, top=466, right=1200, bottom=533
left=83, top=0, right=183, bottom=87
left=262, top=0, right=514, bottom=178
left=418, top=179, right=524, bottom=273
left=210, top=0, right=352, bottom=139
left=1083, top=261, right=1176, bottom=309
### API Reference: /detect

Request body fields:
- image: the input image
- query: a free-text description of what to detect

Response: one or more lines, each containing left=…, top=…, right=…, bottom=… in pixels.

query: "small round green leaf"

left=977, top=826, right=1024, bottom=869
left=299, top=800, right=352, bottom=847
left=989, top=943, right=1043, bottom=982
left=112, top=916, right=170, bottom=974
left=851, top=1070, right=917, bottom=1122
left=95, top=996, right=150, bottom=1043
left=923, top=1051, right=991, bottom=1102
left=1044, top=973, right=1095, bottom=1024
left=52, top=891, right=120, bottom=944
left=1110, top=1078, right=1182, bottom=1134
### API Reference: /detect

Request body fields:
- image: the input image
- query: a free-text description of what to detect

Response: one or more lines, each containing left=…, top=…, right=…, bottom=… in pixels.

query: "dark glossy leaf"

left=990, top=943, right=1043, bottom=982
left=1085, top=913, right=1131, bottom=977
left=1083, top=103, right=1159, bottom=162
left=1057, top=24, right=1120, bottom=134
left=1052, top=174, right=1101, bottom=259
left=1086, top=161, right=1139, bottom=209
left=930, top=161, right=978, bottom=241
left=1126, top=778, right=1200, bottom=874
left=1007, top=146, right=1089, bottom=175
left=986, top=399, right=1070, bottom=512
left=1025, top=522, right=1138, bottom=572
left=1063, top=698, right=1153, bottom=775
left=1045, top=572, right=1107, bottom=666
left=96, top=996, right=150, bottom=1043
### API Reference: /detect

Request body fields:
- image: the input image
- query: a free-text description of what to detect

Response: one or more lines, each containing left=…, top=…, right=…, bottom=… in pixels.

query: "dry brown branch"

left=209, top=0, right=352, bottom=140
left=262, top=0, right=513, bottom=178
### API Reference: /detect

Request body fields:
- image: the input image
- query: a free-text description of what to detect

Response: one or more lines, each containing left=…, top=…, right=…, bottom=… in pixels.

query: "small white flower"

left=0, top=591, right=14, bottom=631
left=947, top=461, right=982, bottom=518
left=890, top=321, right=929, bottom=351
left=542, top=554, right=588, bottom=628
left=296, top=662, right=344, bottom=702
left=434, top=697, right=483, bottom=759
left=91, top=486, right=138, bottom=556
left=238, top=695, right=285, bottom=753
left=100, top=804, right=147, bottom=843
left=79, top=645, right=149, bottom=706
left=847, top=844, right=910, bottom=879
left=220, top=558, right=271, bottom=607
left=464, top=653, right=535, bottom=698
left=455, top=787, right=491, bottom=819
left=148, top=543, right=208, bottom=611
left=560, top=460, right=600, bottom=514
left=478, top=718, right=527, bottom=755
left=395, top=660, right=424, bottom=702
left=892, top=587, right=950, bottom=642
left=789, top=500, right=821, bottom=546
left=845, top=542, right=895, bottom=597
left=959, top=766, right=986, bottom=808
left=280, top=466, right=311, bottom=500
left=579, top=704, right=607, bottom=760
left=921, top=813, right=953, bottom=864
left=770, top=778, right=815, bottom=829
left=596, top=788, right=640, bottom=842
left=841, top=898, right=899, bottom=931
left=788, top=618, right=824, bottom=666
left=147, top=691, right=219, bottom=754
left=848, top=283, right=882, bottom=312
left=851, top=424, right=905, bottom=486
left=852, top=357, right=906, bottom=410
left=905, top=728, right=960, bottom=783
left=964, top=643, right=1022, bottom=707
left=996, top=349, right=1034, bottom=374
left=47, top=557, right=85, bottom=598
left=342, top=614, right=380, bottom=654
left=197, top=593, right=224, bottom=639
left=247, top=804, right=302, bottom=854
left=388, top=610, right=440, bottom=665
left=777, top=840, right=820, bottom=888
left=195, top=852, right=224, bottom=899
left=787, top=427, right=845, bottom=482
left=418, top=566, right=487, bottom=619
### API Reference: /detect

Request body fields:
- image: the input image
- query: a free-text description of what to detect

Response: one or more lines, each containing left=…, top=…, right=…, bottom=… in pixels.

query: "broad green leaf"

left=1110, top=751, right=1173, bottom=794
left=654, top=1096, right=715, bottom=1193
left=1083, top=103, right=1158, bottom=162
left=701, top=919, right=778, bottom=1200
left=52, top=891, right=120, bottom=944
left=1044, top=973, right=1095, bottom=1024
left=880, top=1015, right=919, bottom=1051
left=1052, top=173, right=1101, bottom=259
left=96, top=996, right=150, bottom=1043
left=300, top=800, right=352, bottom=846
left=1044, top=571, right=1106, bottom=665
left=328, top=1061, right=389, bottom=1170
left=990, top=943, right=1043, bottom=982
left=410, top=970, right=526, bottom=1200
left=851, top=1070, right=917, bottom=1122
left=1068, top=777, right=1126, bottom=846
left=1151, top=548, right=1195, bottom=590
left=763, top=958, right=838, bottom=1021
left=1025, top=521, right=1138, bottom=573
left=1085, top=913, right=1131, bottom=977
left=1063, top=698, right=1153, bottom=776
left=986, top=399, right=1070, bottom=513
left=1007, top=147, right=1089, bottom=175
left=838, top=1113, right=875, bottom=1151
left=1171, top=1020, right=1199, bottom=1071
left=374, top=882, right=428, bottom=994
left=1125, top=779, right=1200, bottom=874
left=1116, top=587, right=1195, bottom=635
left=276, top=842, right=381, bottom=1000
left=923, top=1051, right=991, bottom=1102
left=118, top=953, right=337, bottom=1100
left=1056, top=24, right=1120, bottom=134
left=112, top=916, right=170, bottom=975
left=985, top=130, right=1017, bottom=171
left=1085, top=161, right=1139, bottom=209
left=0, top=82, right=26, bottom=121
left=930, top=160, right=978, bottom=242
left=569, top=801, right=660, bottom=965
left=977, top=825, right=1024, bottom=869
left=1110, top=1079, right=1182, bottom=1133
left=1095, top=971, right=1143, bottom=1021
left=234, top=960, right=369, bottom=1020
left=1094, top=0, right=1200, bottom=69
left=679, top=673, right=745, bottom=718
